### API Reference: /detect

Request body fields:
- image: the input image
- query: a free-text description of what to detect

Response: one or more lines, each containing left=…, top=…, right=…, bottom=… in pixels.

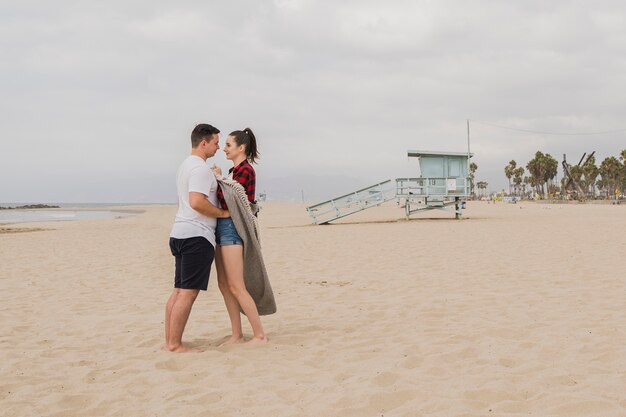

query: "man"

left=165, top=124, right=229, bottom=352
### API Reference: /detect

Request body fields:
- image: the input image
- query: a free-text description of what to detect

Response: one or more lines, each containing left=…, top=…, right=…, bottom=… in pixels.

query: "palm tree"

left=513, top=167, right=524, bottom=196
left=523, top=176, right=532, bottom=197
left=469, top=162, right=478, bottom=198
left=582, top=155, right=599, bottom=198
left=526, top=151, right=558, bottom=198
left=599, top=156, right=622, bottom=198
left=569, top=164, right=584, bottom=194
left=504, top=160, right=516, bottom=195
left=619, top=149, right=626, bottom=194
left=526, top=156, right=541, bottom=196
left=597, top=177, right=607, bottom=196
left=476, top=181, right=488, bottom=198
left=544, top=154, right=559, bottom=197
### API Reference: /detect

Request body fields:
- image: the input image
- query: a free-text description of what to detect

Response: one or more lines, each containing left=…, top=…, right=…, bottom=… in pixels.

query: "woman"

left=212, top=128, right=268, bottom=345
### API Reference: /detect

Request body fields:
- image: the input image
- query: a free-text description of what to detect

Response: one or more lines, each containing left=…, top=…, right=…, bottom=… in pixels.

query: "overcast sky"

left=2, top=0, right=625, bottom=203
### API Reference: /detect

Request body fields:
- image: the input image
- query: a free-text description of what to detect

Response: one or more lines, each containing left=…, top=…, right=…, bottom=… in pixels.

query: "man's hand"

left=189, top=192, right=229, bottom=218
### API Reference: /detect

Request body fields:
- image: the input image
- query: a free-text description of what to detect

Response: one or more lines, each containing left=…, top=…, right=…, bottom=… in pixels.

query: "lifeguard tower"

left=306, top=150, right=473, bottom=224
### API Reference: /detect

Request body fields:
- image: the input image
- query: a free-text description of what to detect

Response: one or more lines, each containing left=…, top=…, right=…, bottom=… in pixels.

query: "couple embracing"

left=165, top=123, right=276, bottom=353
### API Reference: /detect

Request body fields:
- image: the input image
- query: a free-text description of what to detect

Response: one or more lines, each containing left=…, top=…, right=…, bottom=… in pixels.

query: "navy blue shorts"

left=169, top=236, right=214, bottom=291
left=216, top=217, right=243, bottom=246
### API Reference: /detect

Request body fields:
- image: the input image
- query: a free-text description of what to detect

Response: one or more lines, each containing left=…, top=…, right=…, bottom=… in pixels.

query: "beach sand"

left=1, top=201, right=625, bottom=417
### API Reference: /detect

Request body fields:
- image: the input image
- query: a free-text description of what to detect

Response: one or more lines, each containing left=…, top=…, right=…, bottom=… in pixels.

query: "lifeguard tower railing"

left=395, top=177, right=470, bottom=198
left=306, top=177, right=470, bottom=224
left=396, top=177, right=469, bottom=219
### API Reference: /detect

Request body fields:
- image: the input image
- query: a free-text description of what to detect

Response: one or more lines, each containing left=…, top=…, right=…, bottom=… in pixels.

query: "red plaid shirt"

left=217, top=159, right=256, bottom=210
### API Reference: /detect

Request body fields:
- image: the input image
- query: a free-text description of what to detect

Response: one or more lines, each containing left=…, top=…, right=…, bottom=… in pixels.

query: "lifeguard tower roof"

left=407, top=150, right=474, bottom=158
left=406, top=150, right=473, bottom=180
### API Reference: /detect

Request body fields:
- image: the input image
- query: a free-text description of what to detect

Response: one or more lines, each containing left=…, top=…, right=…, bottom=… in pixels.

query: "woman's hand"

left=211, top=164, right=223, bottom=176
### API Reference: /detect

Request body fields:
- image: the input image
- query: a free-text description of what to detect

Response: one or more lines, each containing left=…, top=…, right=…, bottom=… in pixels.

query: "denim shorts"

left=216, top=217, right=243, bottom=246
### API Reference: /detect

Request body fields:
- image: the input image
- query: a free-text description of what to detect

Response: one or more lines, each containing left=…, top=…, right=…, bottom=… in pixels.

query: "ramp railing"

left=305, top=180, right=397, bottom=225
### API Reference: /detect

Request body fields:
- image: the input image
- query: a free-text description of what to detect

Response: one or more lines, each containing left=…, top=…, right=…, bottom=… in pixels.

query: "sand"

left=1, top=201, right=625, bottom=417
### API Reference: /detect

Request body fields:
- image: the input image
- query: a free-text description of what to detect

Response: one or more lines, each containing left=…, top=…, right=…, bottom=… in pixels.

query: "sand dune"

left=1, top=201, right=625, bottom=416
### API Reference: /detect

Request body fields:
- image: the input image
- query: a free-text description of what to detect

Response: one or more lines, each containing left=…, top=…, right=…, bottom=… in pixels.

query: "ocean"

left=0, top=203, right=160, bottom=224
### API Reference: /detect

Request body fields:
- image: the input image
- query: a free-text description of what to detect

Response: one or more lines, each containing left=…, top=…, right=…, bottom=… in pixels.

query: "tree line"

left=501, top=150, right=626, bottom=199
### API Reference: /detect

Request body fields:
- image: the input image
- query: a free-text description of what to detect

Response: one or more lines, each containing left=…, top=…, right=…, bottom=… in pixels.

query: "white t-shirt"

left=170, top=155, right=218, bottom=247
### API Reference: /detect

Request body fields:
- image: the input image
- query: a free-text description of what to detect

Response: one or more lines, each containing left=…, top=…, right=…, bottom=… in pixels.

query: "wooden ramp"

left=305, top=180, right=397, bottom=225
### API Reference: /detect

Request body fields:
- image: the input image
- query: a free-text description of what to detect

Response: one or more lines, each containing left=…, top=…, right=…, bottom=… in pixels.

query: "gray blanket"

left=217, top=177, right=277, bottom=316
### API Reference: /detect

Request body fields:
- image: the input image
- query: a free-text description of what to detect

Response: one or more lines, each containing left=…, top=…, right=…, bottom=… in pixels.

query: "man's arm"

left=189, top=192, right=229, bottom=218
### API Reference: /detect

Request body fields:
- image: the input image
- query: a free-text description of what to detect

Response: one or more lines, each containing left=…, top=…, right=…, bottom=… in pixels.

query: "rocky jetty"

left=0, top=204, right=61, bottom=210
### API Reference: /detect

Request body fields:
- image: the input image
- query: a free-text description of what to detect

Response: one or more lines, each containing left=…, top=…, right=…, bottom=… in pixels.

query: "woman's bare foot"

left=219, top=335, right=245, bottom=347
left=166, top=344, right=204, bottom=353
left=246, top=335, right=269, bottom=345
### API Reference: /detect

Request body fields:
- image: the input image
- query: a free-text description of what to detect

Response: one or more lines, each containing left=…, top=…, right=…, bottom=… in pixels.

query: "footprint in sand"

left=83, top=370, right=99, bottom=384
left=333, top=372, right=353, bottom=383
left=155, top=358, right=185, bottom=371
left=165, top=387, right=203, bottom=400
left=544, top=374, right=579, bottom=387
left=401, top=355, right=423, bottom=369
left=136, top=338, right=161, bottom=348
left=54, top=394, right=95, bottom=409
left=191, top=392, right=223, bottom=405
left=367, top=390, right=417, bottom=414
left=463, top=388, right=523, bottom=404
left=304, top=280, right=352, bottom=287
left=549, top=400, right=620, bottom=416
left=373, top=371, right=400, bottom=387
left=498, top=357, right=517, bottom=368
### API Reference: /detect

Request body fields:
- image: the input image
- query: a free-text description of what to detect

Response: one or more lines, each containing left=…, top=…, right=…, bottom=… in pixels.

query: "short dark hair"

left=191, top=124, right=220, bottom=147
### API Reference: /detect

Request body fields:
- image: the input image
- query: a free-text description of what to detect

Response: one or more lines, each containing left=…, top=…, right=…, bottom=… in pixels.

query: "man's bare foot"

left=218, top=335, right=244, bottom=347
left=166, top=344, right=204, bottom=353
left=246, top=336, right=269, bottom=345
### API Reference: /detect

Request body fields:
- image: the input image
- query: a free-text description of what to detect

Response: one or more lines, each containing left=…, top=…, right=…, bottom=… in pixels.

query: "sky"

left=1, top=0, right=626, bottom=203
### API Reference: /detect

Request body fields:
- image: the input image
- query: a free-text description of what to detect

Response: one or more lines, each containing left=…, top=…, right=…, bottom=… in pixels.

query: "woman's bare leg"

left=216, top=246, right=244, bottom=345
left=220, top=244, right=267, bottom=343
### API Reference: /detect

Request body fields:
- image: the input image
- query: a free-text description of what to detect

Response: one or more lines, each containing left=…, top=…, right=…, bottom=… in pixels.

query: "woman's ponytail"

left=231, top=127, right=260, bottom=164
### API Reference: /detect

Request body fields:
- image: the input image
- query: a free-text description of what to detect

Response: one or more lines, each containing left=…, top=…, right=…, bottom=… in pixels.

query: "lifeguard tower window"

left=420, top=157, right=445, bottom=177
left=449, top=159, right=461, bottom=177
